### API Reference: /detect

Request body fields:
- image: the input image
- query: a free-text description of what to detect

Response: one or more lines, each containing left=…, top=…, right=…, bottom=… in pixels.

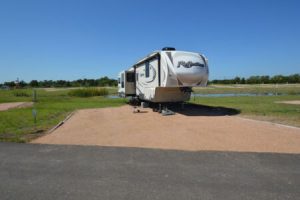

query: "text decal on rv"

left=177, top=61, right=204, bottom=68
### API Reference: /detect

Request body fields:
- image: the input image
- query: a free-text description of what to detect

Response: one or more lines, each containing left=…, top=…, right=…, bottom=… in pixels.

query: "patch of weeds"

left=68, top=88, right=109, bottom=97
left=13, top=91, right=31, bottom=97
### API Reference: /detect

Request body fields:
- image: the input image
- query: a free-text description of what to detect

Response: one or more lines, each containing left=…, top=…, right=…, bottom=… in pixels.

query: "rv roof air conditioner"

left=162, top=47, right=176, bottom=51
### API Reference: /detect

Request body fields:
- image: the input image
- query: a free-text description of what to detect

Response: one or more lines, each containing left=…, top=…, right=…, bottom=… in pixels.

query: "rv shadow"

left=169, top=103, right=240, bottom=116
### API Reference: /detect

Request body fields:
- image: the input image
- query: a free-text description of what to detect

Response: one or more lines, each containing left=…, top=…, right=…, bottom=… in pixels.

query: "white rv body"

left=118, top=48, right=209, bottom=103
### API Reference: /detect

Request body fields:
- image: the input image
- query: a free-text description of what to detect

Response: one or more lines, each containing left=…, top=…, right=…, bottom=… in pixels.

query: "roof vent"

left=162, top=47, right=176, bottom=51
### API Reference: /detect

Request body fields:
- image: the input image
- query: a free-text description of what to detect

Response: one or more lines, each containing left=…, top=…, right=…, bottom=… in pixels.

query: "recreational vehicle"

left=118, top=47, right=209, bottom=103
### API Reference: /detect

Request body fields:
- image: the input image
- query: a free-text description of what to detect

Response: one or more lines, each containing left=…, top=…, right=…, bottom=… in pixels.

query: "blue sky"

left=0, top=0, right=299, bottom=82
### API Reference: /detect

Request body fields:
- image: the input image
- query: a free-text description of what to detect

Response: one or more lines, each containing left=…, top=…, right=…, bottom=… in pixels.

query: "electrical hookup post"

left=32, top=108, right=37, bottom=125
left=32, top=89, right=37, bottom=102
left=32, top=89, right=37, bottom=127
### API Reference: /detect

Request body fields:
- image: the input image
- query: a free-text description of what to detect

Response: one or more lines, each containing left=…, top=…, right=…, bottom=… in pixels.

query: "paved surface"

left=1, top=142, right=300, bottom=200
left=33, top=105, right=300, bottom=153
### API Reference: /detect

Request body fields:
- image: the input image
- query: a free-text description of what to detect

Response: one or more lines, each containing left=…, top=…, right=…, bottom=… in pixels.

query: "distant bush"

left=68, top=88, right=109, bottom=97
left=13, top=91, right=30, bottom=97
left=209, top=74, right=300, bottom=84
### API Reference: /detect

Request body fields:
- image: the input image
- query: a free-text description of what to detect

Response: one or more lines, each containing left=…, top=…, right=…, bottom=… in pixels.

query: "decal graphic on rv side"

left=177, top=61, right=204, bottom=68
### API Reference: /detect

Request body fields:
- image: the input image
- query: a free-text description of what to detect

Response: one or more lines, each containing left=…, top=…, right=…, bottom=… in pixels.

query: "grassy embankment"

left=0, top=87, right=124, bottom=142
left=191, top=84, right=300, bottom=127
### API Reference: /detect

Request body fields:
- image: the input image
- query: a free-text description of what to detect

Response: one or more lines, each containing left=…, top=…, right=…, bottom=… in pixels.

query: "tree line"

left=209, top=74, right=300, bottom=84
left=1, top=76, right=118, bottom=88
left=1, top=74, right=300, bottom=88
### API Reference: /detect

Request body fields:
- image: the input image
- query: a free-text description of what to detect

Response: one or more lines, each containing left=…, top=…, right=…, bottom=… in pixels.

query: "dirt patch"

left=32, top=105, right=300, bottom=154
left=0, top=102, right=33, bottom=111
left=276, top=100, right=300, bottom=105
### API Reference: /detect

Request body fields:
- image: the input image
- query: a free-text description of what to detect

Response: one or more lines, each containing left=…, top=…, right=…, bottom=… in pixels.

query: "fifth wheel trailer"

left=118, top=47, right=209, bottom=103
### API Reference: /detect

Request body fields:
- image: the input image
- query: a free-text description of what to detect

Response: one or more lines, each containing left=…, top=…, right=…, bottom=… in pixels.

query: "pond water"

left=192, top=93, right=284, bottom=97
left=106, top=93, right=293, bottom=99
left=106, top=95, right=120, bottom=99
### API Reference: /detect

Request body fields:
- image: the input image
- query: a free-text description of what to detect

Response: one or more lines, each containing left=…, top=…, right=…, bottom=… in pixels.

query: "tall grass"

left=68, top=88, right=109, bottom=97
left=13, top=91, right=31, bottom=97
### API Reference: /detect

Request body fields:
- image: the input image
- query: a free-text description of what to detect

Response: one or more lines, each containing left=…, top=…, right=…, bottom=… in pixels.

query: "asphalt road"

left=0, top=143, right=300, bottom=200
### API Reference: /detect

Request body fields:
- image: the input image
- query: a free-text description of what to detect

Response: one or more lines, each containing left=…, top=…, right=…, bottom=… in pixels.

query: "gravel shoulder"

left=32, top=105, right=300, bottom=153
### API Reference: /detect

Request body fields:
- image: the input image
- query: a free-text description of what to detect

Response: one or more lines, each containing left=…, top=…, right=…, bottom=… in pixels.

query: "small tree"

left=30, top=80, right=39, bottom=87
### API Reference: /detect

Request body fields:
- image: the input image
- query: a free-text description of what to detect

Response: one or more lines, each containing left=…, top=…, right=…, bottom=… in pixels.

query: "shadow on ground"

left=168, top=103, right=240, bottom=116
left=128, top=102, right=240, bottom=116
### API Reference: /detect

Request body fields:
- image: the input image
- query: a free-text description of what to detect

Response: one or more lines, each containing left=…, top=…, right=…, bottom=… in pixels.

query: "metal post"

left=32, top=108, right=37, bottom=124
left=33, top=89, right=37, bottom=102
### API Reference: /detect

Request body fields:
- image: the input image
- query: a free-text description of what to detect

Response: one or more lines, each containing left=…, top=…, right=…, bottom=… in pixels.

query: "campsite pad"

left=0, top=102, right=33, bottom=111
left=32, top=105, right=300, bottom=154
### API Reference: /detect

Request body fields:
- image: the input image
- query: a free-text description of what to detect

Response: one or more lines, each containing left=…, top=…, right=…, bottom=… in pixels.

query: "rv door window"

left=145, top=62, right=150, bottom=78
left=126, top=73, right=135, bottom=82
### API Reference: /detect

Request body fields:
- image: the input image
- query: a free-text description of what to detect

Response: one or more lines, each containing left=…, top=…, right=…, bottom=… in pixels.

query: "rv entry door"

left=125, top=71, right=136, bottom=96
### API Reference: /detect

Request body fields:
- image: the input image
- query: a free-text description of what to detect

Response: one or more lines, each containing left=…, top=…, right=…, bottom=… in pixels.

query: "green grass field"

left=190, top=95, right=300, bottom=127
left=0, top=85, right=299, bottom=142
left=0, top=88, right=125, bottom=142
left=193, top=84, right=300, bottom=95
left=191, top=84, right=300, bottom=127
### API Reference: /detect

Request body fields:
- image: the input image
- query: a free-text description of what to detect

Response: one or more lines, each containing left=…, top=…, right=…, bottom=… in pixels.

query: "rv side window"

left=145, top=62, right=150, bottom=78
left=121, top=73, right=124, bottom=88
left=126, top=73, right=135, bottom=82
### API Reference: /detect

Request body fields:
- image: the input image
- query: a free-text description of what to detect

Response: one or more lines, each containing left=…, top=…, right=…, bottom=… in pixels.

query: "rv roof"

left=133, top=51, right=159, bottom=66
left=131, top=49, right=203, bottom=69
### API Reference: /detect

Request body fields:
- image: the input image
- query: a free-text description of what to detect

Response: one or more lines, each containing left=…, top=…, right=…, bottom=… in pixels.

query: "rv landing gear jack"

left=157, top=104, right=175, bottom=116
left=161, top=106, right=175, bottom=116
left=151, top=103, right=175, bottom=115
